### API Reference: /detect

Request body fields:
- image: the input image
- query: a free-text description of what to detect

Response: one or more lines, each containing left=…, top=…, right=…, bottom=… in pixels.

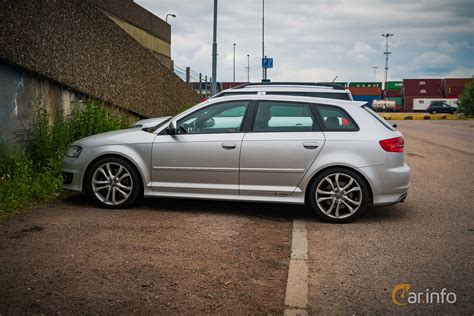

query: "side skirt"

left=144, top=190, right=305, bottom=205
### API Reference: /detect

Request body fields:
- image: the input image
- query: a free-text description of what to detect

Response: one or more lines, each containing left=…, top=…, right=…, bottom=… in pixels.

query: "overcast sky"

left=136, top=0, right=474, bottom=83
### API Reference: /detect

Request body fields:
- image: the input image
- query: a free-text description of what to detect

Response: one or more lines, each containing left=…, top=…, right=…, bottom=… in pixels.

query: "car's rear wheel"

left=86, top=157, right=141, bottom=209
left=309, top=168, right=369, bottom=223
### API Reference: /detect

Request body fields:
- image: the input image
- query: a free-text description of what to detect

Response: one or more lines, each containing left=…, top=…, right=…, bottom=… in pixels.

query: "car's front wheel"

left=85, top=157, right=141, bottom=208
left=308, top=168, right=369, bottom=223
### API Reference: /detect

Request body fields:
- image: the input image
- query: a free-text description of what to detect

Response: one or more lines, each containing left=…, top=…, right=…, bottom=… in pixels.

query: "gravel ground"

left=0, top=198, right=298, bottom=314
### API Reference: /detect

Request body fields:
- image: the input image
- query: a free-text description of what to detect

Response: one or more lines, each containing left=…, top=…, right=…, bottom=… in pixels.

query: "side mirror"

left=168, top=120, right=177, bottom=135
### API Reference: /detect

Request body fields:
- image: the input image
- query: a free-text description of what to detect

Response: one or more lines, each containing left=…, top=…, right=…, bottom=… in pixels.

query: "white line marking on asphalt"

left=284, top=219, right=309, bottom=316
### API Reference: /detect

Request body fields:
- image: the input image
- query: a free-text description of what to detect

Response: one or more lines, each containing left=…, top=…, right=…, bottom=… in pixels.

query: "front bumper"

left=62, top=156, right=87, bottom=192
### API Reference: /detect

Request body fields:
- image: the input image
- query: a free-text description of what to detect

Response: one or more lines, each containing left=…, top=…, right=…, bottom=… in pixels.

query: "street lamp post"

left=211, top=0, right=218, bottom=95
left=382, top=33, right=394, bottom=97
left=262, top=0, right=265, bottom=81
left=246, top=54, right=250, bottom=82
left=165, top=14, right=176, bottom=23
left=372, top=66, right=378, bottom=82
left=233, top=43, right=236, bottom=83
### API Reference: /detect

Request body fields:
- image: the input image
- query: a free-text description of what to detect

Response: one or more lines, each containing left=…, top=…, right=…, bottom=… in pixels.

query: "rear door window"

left=253, top=101, right=317, bottom=132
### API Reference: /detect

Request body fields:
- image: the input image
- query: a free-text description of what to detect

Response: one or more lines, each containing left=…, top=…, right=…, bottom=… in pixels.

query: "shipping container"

left=386, top=97, right=402, bottom=105
left=349, top=82, right=382, bottom=88
left=443, top=78, right=472, bottom=98
left=403, top=79, right=443, bottom=96
left=384, top=89, right=402, bottom=97
left=413, top=98, right=459, bottom=111
left=386, top=81, right=403, bottom=90
left=352, top=95, right=381, bottom=107
left=348, top=87, right=382, bottom=96
left=403, top=95, right=443, bottom=111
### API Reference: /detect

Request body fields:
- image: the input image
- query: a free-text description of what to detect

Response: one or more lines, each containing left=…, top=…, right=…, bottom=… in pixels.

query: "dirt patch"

left=0, top=195, right=300, bottom=314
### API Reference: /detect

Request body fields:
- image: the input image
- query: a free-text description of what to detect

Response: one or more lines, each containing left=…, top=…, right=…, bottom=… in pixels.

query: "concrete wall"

left=104, top=12, right=171, bottom=68
left=0, top=0, right=200, bottom=120
left=0, top=62, right=140, bottom=142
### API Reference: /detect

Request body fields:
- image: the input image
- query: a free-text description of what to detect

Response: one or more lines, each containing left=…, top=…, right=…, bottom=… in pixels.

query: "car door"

left=152, top=100, right=250, bottom=195
left=239, top=100, right=325, bottom=196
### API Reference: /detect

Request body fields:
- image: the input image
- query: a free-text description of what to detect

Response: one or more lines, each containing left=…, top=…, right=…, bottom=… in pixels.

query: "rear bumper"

left=358, top=162, right=410, bottom=206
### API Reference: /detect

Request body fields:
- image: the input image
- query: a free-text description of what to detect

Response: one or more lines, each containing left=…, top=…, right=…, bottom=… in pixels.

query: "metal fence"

left=173, top=64, right=214, bottom=98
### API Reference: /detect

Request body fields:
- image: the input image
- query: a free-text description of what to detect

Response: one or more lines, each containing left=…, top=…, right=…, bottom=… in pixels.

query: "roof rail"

left=232, top=82, right=346, bottom=90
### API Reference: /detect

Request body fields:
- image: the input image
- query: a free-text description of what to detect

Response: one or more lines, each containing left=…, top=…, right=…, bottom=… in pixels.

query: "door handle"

left=303, top=142, right=319, bottom=149
left=221, top=142, right=237, bottom=150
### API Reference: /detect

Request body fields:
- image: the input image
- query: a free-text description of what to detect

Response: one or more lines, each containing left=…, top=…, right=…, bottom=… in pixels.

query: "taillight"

left=379, top=137, right=404, bottom=153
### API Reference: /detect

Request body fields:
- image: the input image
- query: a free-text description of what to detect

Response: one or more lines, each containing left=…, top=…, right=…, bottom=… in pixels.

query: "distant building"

left=0, top=0, right=199, bottom=140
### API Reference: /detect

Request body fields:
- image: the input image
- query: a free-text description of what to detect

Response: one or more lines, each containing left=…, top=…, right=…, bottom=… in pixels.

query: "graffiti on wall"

left=0, top=63, right=23, bottom=136
left=0, top=62, right=81, bottom=141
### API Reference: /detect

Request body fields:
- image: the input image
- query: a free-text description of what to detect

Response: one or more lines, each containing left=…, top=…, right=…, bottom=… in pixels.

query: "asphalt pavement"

left=306, top=120, right=473, bottom=313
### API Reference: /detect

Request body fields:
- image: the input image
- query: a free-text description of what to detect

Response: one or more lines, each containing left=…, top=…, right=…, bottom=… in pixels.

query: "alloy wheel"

left=91, top=162, right=133, bottom=206
left=315, top=173, right=362, bottom=219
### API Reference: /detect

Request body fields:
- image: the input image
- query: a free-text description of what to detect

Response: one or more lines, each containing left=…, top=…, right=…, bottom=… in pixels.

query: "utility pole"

left=372, top=66, right=378, bottom=82
left=246, top=54, right=250, bottom=82
left=211, top=0, right=218, bottom=95
left=261, top=0, right=265, bottom=81
left=382, top=33, right=394, bottom=97
left=233, top=43, right=236, bottom=83
left=199, top=73, right=202, bottom=97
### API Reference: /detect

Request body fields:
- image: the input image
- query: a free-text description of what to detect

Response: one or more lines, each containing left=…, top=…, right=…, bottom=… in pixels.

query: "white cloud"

left=349, top=42, right=376, bottom=63
left=136, top=0, right=474, bottom=82
left=438, top=40, right=472, bottom=53
left=414, top=52, right=455, bottom=70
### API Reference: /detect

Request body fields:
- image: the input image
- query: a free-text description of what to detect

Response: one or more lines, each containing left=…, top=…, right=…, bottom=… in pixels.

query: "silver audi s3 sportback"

left=63, top=83, right=410, bottom=223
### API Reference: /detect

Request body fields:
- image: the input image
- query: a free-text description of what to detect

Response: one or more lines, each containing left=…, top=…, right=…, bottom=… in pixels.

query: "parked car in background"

left=63, top=86, right=410, bottom=223
left=426, top=101, right=457, bottom=114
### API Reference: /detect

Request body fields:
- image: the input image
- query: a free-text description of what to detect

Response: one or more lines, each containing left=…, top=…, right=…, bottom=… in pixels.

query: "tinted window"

left=177, top=101, right=249, bottom=134
left=253, top=101, right=315, bottom=132
left=317, top=105, right=358, bottom=131
left=265, top=91, right=350, bottom=100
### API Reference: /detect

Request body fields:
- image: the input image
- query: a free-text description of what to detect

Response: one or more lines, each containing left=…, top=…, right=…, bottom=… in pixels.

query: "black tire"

left=432, top=110, right=437, bottom=114
left=308, top=168, right=369, bottom=223
left=85, top=156, right=142, bottom=209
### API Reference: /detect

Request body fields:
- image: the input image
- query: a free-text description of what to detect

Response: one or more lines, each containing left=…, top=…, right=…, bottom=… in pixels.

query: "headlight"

left=65, top=145, right=82, bottom=158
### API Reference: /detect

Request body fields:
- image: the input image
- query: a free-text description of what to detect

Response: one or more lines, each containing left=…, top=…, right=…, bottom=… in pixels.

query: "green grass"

left=0, top=100, right=130, bottom=217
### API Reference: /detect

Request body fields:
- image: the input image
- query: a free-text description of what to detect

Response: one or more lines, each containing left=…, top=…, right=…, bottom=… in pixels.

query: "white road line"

left=284, top=219, right=309, bottom=316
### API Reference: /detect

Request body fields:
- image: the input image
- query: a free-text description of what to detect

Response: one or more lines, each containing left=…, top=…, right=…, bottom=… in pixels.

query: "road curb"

left=284, top=219, right=309, bottom=315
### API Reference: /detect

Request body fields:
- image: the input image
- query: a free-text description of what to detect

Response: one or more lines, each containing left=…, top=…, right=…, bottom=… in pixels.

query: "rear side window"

left=316, top=105, right=358, bottom=131
left=362, top=105, right=395, bottom=131
left=253, top=101, right=315, bottom=132
left=266, top=91, right=350, bottom=100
